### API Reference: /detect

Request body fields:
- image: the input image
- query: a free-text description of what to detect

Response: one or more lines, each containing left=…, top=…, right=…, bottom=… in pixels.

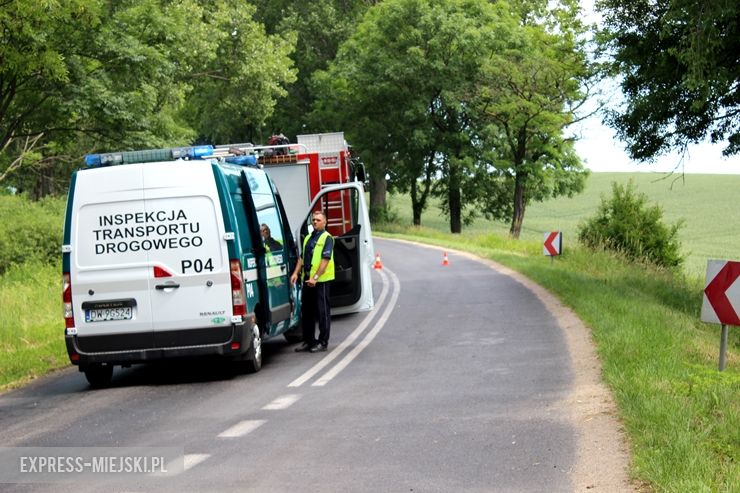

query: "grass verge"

left=376, top=224, right=739, bottom=493
left=0, top=261, right=68, bottom=390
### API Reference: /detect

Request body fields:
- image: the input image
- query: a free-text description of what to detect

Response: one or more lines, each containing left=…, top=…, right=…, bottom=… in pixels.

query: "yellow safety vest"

left=302, top=230, right=335, bottom=282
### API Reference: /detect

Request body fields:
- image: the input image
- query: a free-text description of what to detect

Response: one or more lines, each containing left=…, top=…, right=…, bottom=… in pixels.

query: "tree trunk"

left=369, top=171, right=387, bottom=222
left=509, top=171, right=526, bottom=238
left=448, top=161, right=461, bottom=234
left=410, top=180, right=421, bottom=225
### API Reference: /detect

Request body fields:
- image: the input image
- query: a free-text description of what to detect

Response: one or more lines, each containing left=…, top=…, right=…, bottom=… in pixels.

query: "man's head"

left=260, top=223, right=271, bottom=240
left=311, top=211, right=327, bottom=231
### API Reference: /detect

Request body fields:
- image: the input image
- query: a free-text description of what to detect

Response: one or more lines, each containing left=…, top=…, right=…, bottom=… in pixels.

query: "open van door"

left=299, top=182, right=374, bottom=315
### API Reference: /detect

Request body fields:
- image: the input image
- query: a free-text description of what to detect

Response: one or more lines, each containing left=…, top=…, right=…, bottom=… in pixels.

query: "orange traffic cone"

left=373, top=252, right=383, bottom=270
left=442, top=252, right=449, bottom=266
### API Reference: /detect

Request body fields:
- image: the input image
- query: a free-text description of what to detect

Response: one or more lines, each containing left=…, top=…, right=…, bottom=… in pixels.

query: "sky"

left=574, top=1, right=740, bottom=175
left=573, top=114, right=740, bottom=175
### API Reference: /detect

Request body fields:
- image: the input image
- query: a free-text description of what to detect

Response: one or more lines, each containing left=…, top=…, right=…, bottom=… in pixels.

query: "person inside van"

left=290, top=211, right=335, bottom=353
left=261, top=224, right=282, bottom=254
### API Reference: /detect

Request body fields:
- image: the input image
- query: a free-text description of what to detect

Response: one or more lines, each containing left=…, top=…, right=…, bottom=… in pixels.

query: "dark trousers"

left=301, top=281, right=331, bottom=347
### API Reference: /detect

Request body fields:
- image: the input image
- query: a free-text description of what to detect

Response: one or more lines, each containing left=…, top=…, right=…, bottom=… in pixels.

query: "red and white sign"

left=701, top=260, right=740, bottom=326
left=543, top=231, right=562, bottom=256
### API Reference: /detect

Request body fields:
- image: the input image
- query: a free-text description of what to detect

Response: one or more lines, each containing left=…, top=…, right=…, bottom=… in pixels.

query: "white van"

left=62, top=145, right=373, bottom=387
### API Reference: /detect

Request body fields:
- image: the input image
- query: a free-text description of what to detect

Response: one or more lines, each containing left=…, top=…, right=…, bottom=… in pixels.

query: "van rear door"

left=71, top=164, right=154, bottom=349
left=141, top=161, right=232, bottom=344
left=299, top=182, right=374, bottom=315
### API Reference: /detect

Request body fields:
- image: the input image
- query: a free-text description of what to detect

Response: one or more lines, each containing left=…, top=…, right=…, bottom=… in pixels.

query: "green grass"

left=0, top=261, right=68, bottom=389
left=387, top=172, right=740, bottom=279
left=373, top=225, right=739, bottom=492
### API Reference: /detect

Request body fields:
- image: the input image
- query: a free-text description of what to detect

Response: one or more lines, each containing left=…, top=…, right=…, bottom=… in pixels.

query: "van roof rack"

left=84, top=142, right=310, bottom=168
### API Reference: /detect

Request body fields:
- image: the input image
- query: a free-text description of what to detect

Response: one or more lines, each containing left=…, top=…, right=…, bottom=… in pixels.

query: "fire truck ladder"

left=318, top=154, right=349, bottom=234
left=299, top=133, right=351, bottom=234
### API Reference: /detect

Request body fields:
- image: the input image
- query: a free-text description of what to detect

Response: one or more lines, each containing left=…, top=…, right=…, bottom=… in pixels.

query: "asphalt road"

left=0, top=238, right=581, bottom=492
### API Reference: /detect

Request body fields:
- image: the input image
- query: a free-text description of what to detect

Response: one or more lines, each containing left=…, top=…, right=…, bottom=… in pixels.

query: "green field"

left=386, top=172, right=740, bottom=279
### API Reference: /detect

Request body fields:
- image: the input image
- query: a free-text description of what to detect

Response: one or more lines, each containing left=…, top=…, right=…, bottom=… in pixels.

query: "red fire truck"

left=216, top=132, right=364, bottom=237
left=214, top=132, right=373, bottom=316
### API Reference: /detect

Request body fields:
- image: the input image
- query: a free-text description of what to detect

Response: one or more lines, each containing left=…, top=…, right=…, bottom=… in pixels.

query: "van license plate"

left=85, top=307, right=133, bottom=322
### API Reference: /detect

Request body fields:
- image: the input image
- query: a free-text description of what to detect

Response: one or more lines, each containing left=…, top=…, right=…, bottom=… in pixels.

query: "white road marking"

left=217, top=419, right=266, bottom=438
left=262, top=394, right=301, bottom=410
left=313, top=268, right=400, bottom=386
left=184, top=453, right=210, bottom=470
left=287, top=268, right=392, bottom=388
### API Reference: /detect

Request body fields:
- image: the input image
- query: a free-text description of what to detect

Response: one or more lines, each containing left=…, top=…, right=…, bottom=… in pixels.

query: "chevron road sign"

left=543, top=231, right=562, bottom=256
left=702, top=260, right=740, bottom=326
left=701, top=259, right=740, bottom=371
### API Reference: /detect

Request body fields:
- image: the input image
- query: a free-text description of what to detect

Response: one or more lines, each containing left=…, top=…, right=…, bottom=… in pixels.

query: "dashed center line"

left=183, top=453, right=210, bottom=471
left=262, top=394, right=301, bottom=410
left=187, top=268, right=400, bottom=476
left=217, top=419, right=266, bottom=438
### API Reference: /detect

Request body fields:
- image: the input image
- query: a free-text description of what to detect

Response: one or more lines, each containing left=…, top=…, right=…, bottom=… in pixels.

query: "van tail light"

left=62, top=272, right=75, bottom=329
left=230, top=259, right=246, bottom=317
left=153, top=266, right=173, bottom=278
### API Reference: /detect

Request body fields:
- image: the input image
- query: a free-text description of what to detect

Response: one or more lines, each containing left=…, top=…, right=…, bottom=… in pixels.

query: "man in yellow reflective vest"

left=290, top=210, right=335, bottom=353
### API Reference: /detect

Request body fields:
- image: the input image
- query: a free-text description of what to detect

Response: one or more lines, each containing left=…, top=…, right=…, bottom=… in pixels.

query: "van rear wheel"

left=244, top=324, right=262, bottom=374
left=83, top=364, right=113, bottom=388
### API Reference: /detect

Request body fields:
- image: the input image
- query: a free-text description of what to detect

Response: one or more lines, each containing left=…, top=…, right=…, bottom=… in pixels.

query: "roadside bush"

left=577, top=181, right=684, bottom=269
left=0, top=194, right=65, bottom=274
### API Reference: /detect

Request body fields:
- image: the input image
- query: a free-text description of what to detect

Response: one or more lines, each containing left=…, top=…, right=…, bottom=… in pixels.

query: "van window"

left=258, top=207, right=284, bottom=252
left=244, top=168, right=273, bottom=197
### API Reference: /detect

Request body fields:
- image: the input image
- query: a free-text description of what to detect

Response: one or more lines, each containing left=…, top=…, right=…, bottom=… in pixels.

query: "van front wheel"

left=83, top=364, right=113, bottom=388
left=244, top=324, right=262, bottom=374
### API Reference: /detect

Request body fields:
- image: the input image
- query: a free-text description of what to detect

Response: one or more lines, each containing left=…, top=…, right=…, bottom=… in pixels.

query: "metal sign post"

left=719, top=324, right=729, bottom=371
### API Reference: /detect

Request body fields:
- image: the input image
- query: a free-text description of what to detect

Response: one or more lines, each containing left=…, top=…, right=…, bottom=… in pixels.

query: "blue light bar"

left=84, top=145, right=215, bottom=167
left=225, top=155, right=258, bottom=167
left=189, top=145, right=214, bottom=159
left=84, top=154, right=102, bottom=167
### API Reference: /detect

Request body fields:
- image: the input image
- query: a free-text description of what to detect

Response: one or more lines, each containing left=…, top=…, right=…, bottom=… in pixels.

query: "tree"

left=181, top=2, right=297, bottom=144
left=473, top=0, right=593, bottom=238
left=1, top=0, right=202, bottom=196
left=597, top=0, right=740, bottom=160
left=312, top=0, right=510, bottom=227
left=313, top=0, right=593, bottom=232
left=249, top=0, right=374, bottom=141
left=0, top=0, right=296, bottom=197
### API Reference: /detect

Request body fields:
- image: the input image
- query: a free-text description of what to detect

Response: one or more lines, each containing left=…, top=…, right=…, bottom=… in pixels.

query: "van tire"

left=244, top=324, right=262, bottom=374
left=83, top=364, right=113, bottom=388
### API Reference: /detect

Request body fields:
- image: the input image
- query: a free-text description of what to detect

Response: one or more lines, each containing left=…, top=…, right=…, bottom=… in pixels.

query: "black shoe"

left=309, top=344, right=327, bottom=353
left=295, top=343, right=315, bottom=352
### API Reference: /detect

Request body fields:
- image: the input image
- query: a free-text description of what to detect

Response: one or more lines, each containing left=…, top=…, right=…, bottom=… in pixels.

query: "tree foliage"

left=313, top=0, right=592, bottom=233
left=597, top=0, right=740, bottom=160
left=0, top=0, right=296, bottom=196
left=249, top=0, right=374, bottom=140
left=474, top=0, right=592, bottom=237
left=578, top=181, right=684, bottom=269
